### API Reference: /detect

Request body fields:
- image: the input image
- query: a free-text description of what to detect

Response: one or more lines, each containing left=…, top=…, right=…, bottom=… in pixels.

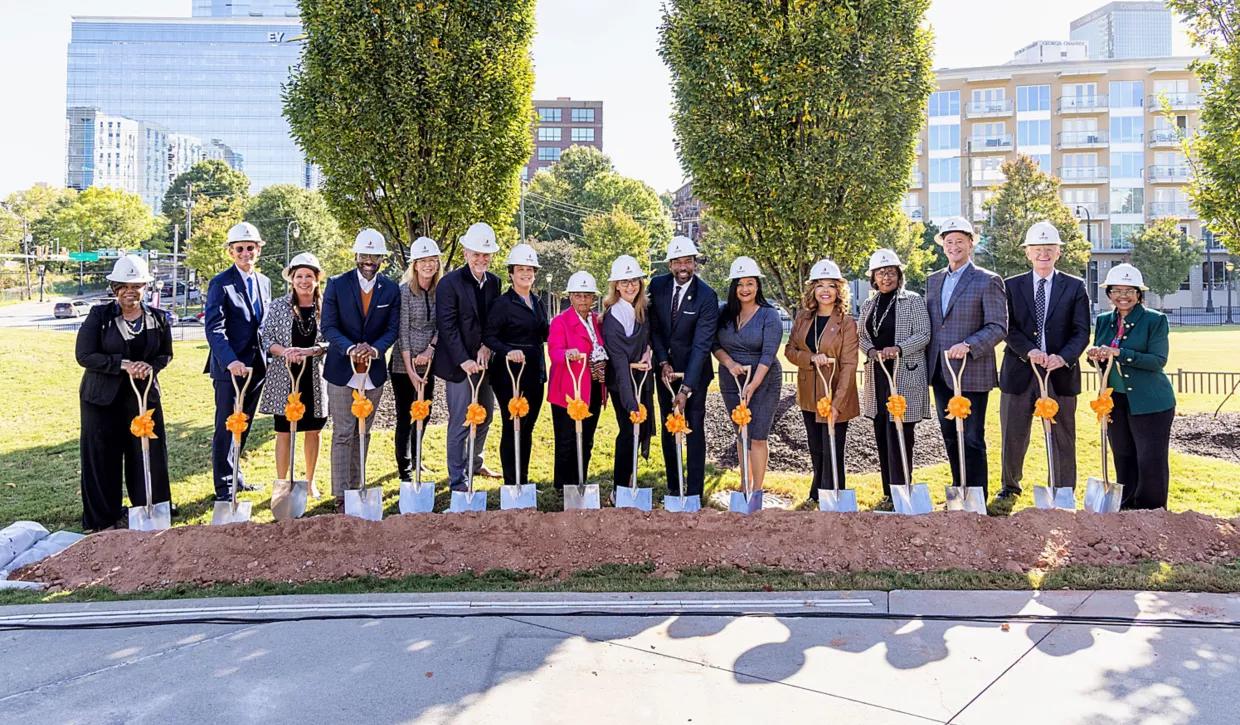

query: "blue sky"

left=0, top=0, right=1194, bottom=197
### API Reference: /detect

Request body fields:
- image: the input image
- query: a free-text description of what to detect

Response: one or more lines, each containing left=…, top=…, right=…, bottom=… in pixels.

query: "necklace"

left=812, top=310, right=832, bottom=351
left=869, top=293, right=895, bottom=338
left=736, top=305, right=758, bottom=330
left=124, top=315, right=144, bottom=334
left=294, top=304, right=317, bottom=338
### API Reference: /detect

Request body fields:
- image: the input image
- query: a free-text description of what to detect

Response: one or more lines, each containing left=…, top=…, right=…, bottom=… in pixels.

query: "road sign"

left=69, top=252, right=100, bottom=262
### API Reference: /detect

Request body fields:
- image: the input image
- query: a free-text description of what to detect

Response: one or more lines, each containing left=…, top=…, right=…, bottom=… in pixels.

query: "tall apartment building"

left=1070, top=2, right=1174, bottom=60
left=1011, top=40, right=1089, bottom=65
left=907, top=54, right=1221, bottom=309
left=526, top=98, right=604, bottom=179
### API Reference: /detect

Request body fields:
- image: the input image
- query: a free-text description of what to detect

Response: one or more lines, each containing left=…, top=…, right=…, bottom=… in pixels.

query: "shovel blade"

left=448, top=489, right=488, bottom=513
left=399, top=480, right=437, bottom=514
left=945, top=485, right=987, bottom=514
left=614, top=486, right=653, bottom=511
left=127, top=501, right=172, bottom=532
left=728, top=490, right=763, bottom=515
left=892, top=483, right=933, bottom=515
left=211, top=500, right=253, bottom=526
left=499, top=484, right=538, bottom=510
left=563, top=484, right=601, bottom=511
left=818, top=489, right=858, bottom=513
left=344, top=487, right=384, bottom=521
left=1084, top=477, right=1123, bottom=513
left=271, top=479, right=309, bottom=521
left=663, top=494, right=701, bottom=513
left=1034, top=485, right=1077, bottom=511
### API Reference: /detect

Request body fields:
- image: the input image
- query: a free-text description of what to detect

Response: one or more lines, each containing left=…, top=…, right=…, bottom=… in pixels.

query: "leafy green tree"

left=528, top=238, right=578, bottom=314
left=284, top=0, right=536, bottom=269
left=581, top=209, right=652, bottom=287
left=1129, top=217, right=1204, bottom=308
left=49, top=186, right=156, bottom=253
left=869, top=210, right=934, bottom=293
left=162, top=159, right=251, bottom=230
left=244, top=185, right=348, bottom=284
left=659, top=0, right=935, bottom=309
left=1165, top=1, right=1240, bottom=253
left=1, top=186, right=77, bottom=255
left=693, top=208, right=744, bottom=293
left=184, top=210, right=241, bottom=281
left=979, top=155, right=1089, bottom=278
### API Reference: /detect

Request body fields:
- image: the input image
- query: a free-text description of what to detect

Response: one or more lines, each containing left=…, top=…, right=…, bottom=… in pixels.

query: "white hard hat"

left=460, top=222, right=499, bottom=254
left=410, top=236, right=441, bottom=261
left=565, top=271, right=599, bottom=294
left=106, top=254, right=155, bottom=284
left=351, top=228, right=390, bottom=255
left=728, top=256, right=764, bottom=280
left=1024, top=221, right=1063, bottom=246
left=608, top=254, right=646, bottom=282
left=663, top=235, right=700, bottom=262
left=935, top=216, right=977, bottom=245
left=282, top=252, right=324, bottom=281
left=505, top=243, right=541, bottom=268
left=808, top=259, right=844, bottom=281
left=867, top=248, right=906, bottom=273
left=226, top=221, right=263, bottom=246
left=1101, top=263, right=1148, bottom=291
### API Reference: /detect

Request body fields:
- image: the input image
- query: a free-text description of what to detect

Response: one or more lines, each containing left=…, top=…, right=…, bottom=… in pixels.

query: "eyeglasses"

left=231, top=244, right=257, bottom=254
left=616, top=279, right=640, bottom=288
left=1108, top=288, right=1139, bottom=298
left=357, top=254, right=383, bottom=262
left=872, top=268, right=899, bottom=279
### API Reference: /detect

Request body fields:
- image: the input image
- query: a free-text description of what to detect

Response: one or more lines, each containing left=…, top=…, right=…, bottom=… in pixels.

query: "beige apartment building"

left=524, top=97, right=604, bottom=180
left=907, top=55, right=1229, bottom=309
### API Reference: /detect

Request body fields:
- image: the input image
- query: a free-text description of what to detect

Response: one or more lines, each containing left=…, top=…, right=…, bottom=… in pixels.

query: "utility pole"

left=21, top=217, right=31, bottom=301
left=171, top=223, right=181, bottom=314
left=519, top=181, right=526, bottom=242
left=1205, top=231, right=1214, bottom=313
left=184, top=183, right=194, bottom=317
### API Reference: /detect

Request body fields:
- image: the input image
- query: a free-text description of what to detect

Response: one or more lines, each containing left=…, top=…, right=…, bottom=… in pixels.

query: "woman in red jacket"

left=548, top=271, right=608, bottom=490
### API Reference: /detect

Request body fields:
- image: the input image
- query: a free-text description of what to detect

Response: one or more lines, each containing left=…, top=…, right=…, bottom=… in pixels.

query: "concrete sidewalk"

left=1, top=590, right=1236, bottom=724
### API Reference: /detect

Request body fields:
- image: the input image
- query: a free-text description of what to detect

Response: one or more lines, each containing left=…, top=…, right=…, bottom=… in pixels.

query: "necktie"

left=1035, top=277, right=1047, bottom=351
left=247, top=276, right=262, bottom=322
left=671, top=285, right=682, bottom=329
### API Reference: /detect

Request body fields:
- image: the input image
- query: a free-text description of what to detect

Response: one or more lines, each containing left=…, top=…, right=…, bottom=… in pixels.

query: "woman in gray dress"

left=391, top=237, right=441, bottom=481
left=713, top=256, right=783, bottom=492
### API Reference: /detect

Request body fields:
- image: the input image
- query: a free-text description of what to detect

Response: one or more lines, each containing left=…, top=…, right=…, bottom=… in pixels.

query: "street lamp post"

left=1205, top=235, right=1215, bottom=313
left=285, top=220, right=300, bottom=293
left=1076, top=205, right=1093, bottom=305
left=1227, top=261, right=1235, bottom=325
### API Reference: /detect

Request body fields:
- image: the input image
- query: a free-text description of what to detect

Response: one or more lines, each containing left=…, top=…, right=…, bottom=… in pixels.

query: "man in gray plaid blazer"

left=924, top=216, right=1008, bottom=496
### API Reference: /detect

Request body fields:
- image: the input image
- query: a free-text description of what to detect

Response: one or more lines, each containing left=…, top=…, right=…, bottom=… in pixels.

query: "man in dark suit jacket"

left=649, top=236, right=720, bottom=496
left=204, top=222, right=273, bottom=500
left=924, top=216, right=1008, bottom=497
left=321, top=228, right=401, bottom=508
left=434, top=222, right=503, bottom=490
left=998, top=221, right=1091, bottom=499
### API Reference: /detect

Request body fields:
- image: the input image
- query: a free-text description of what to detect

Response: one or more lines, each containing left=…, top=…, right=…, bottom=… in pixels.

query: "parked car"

left=53, top=300, right=92, bottom=319
left=159, top=281, right=201, bottom=306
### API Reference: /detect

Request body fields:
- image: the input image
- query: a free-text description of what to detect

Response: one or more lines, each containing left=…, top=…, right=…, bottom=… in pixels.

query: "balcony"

left=1057, top=130, right=1109, bottom=150
left=1148, top=201, right=1197, bottom=219
left=965, top=99, right=1014, bottom=119
left=1148, top=165, right=1192, bottom=183
left=909, top=170, right=923, bottom=189
left=1148, top=128, right=1192, bottom=148
left=1057, top=95, right=1108, bottom=114
left=902, top=205, right=925, bottom=222
left=970, top=172, right=1005, bottom=187
left=1057, top=166, right=1109, bottom=184
left=1070, top=201, right=1110, bottom=219
left=967, top=134, right=1013, bottom=153
left=1148, top=92, right=1201, bottom=111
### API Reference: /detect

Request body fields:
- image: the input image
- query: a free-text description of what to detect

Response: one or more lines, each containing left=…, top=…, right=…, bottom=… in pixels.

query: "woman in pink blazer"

left=548, top=272, right=608, bottom=490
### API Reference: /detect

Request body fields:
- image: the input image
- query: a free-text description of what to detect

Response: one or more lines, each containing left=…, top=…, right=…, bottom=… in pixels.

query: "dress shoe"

left=477, top=466, right=502, bottom=479
left=995, top=490, right=1019, bottom=501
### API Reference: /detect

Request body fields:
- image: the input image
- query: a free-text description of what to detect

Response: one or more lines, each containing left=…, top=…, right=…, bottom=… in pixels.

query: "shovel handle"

left=943, top=350, right=968, bottom=392
left=230, top=367, right=254, bottom=414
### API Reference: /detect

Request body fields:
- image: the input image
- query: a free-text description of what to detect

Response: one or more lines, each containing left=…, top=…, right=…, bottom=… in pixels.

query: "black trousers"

left=1109, top=393, right=1174, bottom=510
left=80, top=393, right=170, bottom=530
left=391, top=371, right=437, bottom=481
left=551, top=381, right=603, bottom=489
left=493, top=378, right=544, bottom=489
left=871, top=366, right=917, bottom=497
left=932, top=372, right=991, bottom=496
left=802, top=413, right=849, bottom=499
left=211, top=362, right=265, bottom=498
left=657, top=379, right=708, bottom=496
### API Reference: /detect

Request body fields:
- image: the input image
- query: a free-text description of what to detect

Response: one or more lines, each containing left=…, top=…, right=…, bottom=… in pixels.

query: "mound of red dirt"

left=15, top=509, right=1239, bottom=593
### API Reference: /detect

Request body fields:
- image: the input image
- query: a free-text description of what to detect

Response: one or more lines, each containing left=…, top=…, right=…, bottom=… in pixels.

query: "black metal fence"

left=1160, top=307, right=1240, bottom=327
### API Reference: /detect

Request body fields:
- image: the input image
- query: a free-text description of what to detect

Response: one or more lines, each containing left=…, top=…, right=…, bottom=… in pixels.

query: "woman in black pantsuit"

left=600, top=255, right=655, bottom=496
left=482, top=244, right=550, bottom=489
left=76, top=255, right=174, bottom=532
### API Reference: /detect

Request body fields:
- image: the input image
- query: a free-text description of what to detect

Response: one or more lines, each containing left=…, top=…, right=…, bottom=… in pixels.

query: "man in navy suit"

left=649, top=236, right=719, bottom=496
left=321, top=228, right=401, bottom=510
left=204, top=222, right=273, bottom=500
left=998, top=221, right=1091, bottom=499
left=433, top=222, right=503, bottom=491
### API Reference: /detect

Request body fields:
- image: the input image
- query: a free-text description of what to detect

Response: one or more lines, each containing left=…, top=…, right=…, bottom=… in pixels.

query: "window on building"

left=1108, top=81, right=1144, bottom=108
left=571, top=108, right=595, bottom=123
left=537, top=108, right=562, bottom=123
left=1017, top=120, right=1051, bottom=147
left=1016, top=85, right=1051, bottom=112
left=928, top=124, right=960, bottom=150
left=928, top=91, right=960, bottom=117
left=1110, top=152, right=1144, bottom=179
left=1110, top=223, right=1144, bottom=249
left=1109, top=116, right=1143, bottom=144
left=537, top=147, right=562, bottom=162
left=971, top=156, right=1005, bottom=183
left=929, top=157, right=960, bottom=184
left=570, top=128, right=595, bottom=142
left=1111, top=187, right=1145, bottom=215
left=929, top=191, right=961, bottom=218
left=1029, top=154, right=1052, bottom=172
left=538, top=127, right=561, bottom=142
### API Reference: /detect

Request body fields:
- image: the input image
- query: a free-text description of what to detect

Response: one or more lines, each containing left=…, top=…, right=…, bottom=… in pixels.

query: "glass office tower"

left=192, top=1, right=302, bottom=18
left=65, top=16, right=305, bottom=205
left=1070, top=2, right=1173, bottom=60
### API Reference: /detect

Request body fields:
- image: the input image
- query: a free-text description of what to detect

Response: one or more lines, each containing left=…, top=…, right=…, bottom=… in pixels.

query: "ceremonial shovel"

left=1031, top=360, right=1075, bottom=510
left=1085, top=356, right=1124, bottom=513
left=448, top=368, right=489, bottom=513
left=878, top=353, right=932, bottom=515
left=398, top=359, right=436, bottom=514
left=727, top=365, right=762, bottom=515
left=499, top=358, right=537, bottom=510
left=212, top=367, right=255, bottom=525
left=344, top=358, right=383, bottom=521
left=127, top=374, right=171, bottom=531
left=271, top=357, right=310, bottom=521
left=662, top=372, right=701, bottom=513
left=614, top=362, right=653, bottom=511
left=942, top=352, right=986, bottom=514
left=815, top=358, right=857, bottom=513
left=562, top=352, right=601, bottom=510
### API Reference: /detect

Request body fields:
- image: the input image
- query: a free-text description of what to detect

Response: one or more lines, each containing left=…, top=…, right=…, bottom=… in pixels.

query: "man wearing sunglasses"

left=205, top=222, right=273, bottom=501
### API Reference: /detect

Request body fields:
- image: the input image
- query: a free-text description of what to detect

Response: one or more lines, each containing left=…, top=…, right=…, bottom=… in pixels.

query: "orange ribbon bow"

left=350, top=389, right=374, bottom=420
left=665, top=412, right=690, bottom=435
left=1089, top=388, right=1114, bottom=424
left=284, top=392, right=305, bottom=423
left=1034, top=397, right=1059, bottom=423
left=816, top=396, right=832, bottom=420
left=463, top=402, right=487, bottom=427
left=886, top=394, right=907, bottom=422
left=946, top=395, right=971, bottom=421
left=225, top=412, right=249, bottom=441
left=129, top=410, right=157, bottom=439
left=629, top=403, right=647, bottom=425
left=508, top=396, right=530, bottom=419
left=409, top=399, right=432, bottom=422
left=730, top=402, right=752, bottom=426
left=567, top=398, right=592, bottom=422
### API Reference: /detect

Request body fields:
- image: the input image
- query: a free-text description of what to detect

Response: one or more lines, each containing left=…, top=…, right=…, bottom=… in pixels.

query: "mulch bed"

left=1170, top=413, right=1240, bottom=464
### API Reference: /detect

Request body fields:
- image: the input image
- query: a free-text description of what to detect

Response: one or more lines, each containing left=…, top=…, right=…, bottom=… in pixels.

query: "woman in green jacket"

left=1085, top=263, right=1175, bottom=509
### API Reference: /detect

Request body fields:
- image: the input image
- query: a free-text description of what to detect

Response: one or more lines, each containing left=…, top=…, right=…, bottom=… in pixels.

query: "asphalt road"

left=0, top=295, right=205, bottom=340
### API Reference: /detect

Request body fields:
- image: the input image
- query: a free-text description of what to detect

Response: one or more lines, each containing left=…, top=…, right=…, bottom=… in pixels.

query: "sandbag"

left=2, top=531, right=86, bottom=577
left=0, top=521, right=49, bottom=570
